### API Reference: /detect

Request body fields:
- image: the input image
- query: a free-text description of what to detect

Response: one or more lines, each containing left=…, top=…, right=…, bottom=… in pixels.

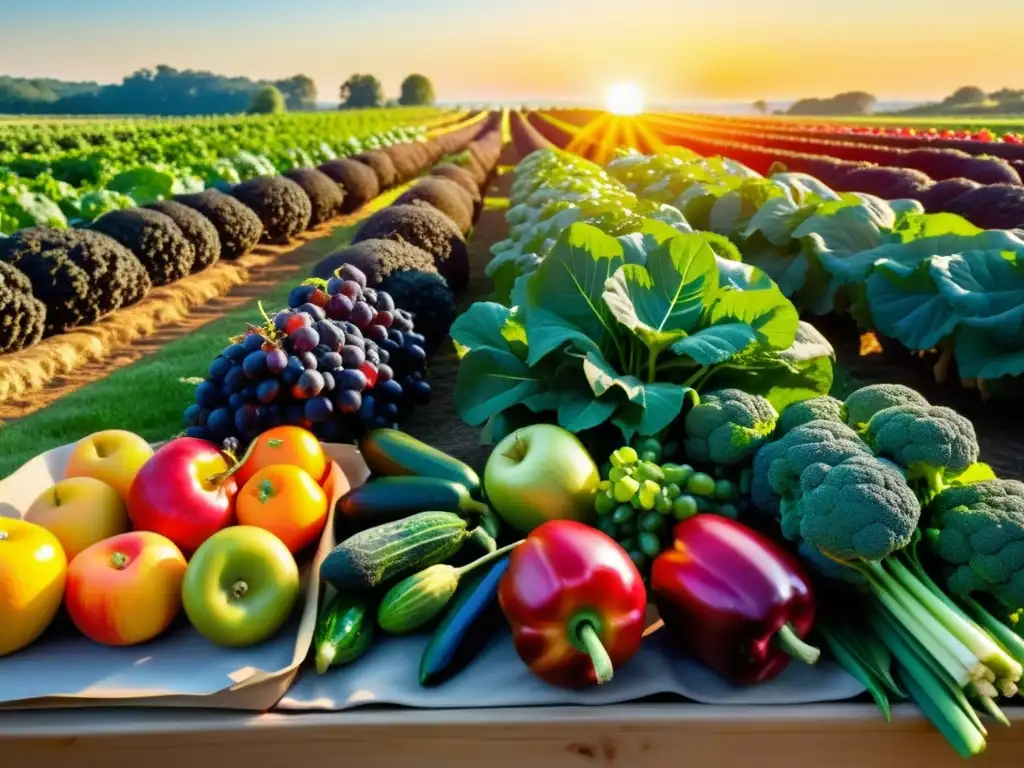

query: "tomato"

left=236, top=426, right=328, bottom=486
left=236, top=465, right=328, bottom=553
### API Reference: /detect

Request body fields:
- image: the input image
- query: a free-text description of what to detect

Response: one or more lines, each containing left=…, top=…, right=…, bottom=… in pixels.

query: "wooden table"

left=1, top=704, right=1021, bottom=767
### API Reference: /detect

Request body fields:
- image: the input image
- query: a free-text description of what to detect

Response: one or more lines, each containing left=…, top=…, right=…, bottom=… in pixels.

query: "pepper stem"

left=775, top=623, right=821, bottom=666
left=454, top=540, right=523, bottom=578
left=577, top=622, right=614, bottom=685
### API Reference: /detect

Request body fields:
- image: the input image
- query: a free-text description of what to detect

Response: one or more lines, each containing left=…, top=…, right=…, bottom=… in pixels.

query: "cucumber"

left=335, top=477, right=493, bottom=536
left=359, top=429, right=481, bottom=495
left=377, top=542, right=519, bottom=635
left=320, top=511, right=472, bottom=591
left=419, top=556, right=509, bottom=687
left=313, top=592, right=374, bottom=674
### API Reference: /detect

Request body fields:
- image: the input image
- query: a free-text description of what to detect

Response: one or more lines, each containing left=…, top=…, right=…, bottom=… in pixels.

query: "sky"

left=1, top=0, right=1023, bottom=105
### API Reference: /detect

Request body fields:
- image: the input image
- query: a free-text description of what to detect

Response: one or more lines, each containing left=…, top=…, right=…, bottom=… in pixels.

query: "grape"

left=242, top=382, right=260, bottom=402
left=613, top=476, right=640, bottom=502
left=285, top=312, right=313, bottom=334
left=326, top=276, right=345, bottom=295
left=336, top=368, right=367, bottom=392
left=392, top=312, right=414, bottom=332
left=292, top=369, right=325, bottom=399
left=273, top=310, right=294, bottom=333
left=714, top=479, right=737, bottom=502
left=339, top=264, right=367, bottom=288
left=184, top=403, right=202, bottom=426
left=228, top=392, right=245, bottom=411
left=672, top=495, right=699, bottom=520
left=282, top=356, right=304, bottom=385
left=208, top=356, right=232, bottom=381
left=406, top=378, right=431, bottom=405
left=314, top=343, right=331, bottom=356
left=654, top=491, right=673, bottom=515
left=193, top=380, right=219, bottom=409
left=320, top=351, right=344, bottom=370
left=380, top=338, right=400, bottom=355
left=364, top=324, right=388, bottom=343
left=289, top=284, right=316, bottom=308
left=283, top=403, right=306, bottom=425
left=375, top=363, right=393, bottom=382
left=289, top=326, right=320, bottom=353
left=304, top=396, right=334, bottom=424
left=317, top=320, right=345, bottom=351
left=374, top=378, right=403, bottom=402
left=298, top=351, right=318, bottom=370
left=379, top=402, right=399, bottom=421
left=222, top=436, right=241, bottom=455
left=661, top=463, right=693, bottom=486
left=364, top=343, right=380, bottom=366
left=345, top=333, right=365, bottom=351
left=341, top=345, right=365, bottom=369
left=357, top=393, right=376, bottom=422
left=265, top=405, right=283, bottom=427
left=375, top=291, right=395, bottom=312
left=362, top=288, right=377, bottom=306
left=342, top=321, right=362, bottom=338
left=326, top=294, right=353, bottom=321
left=298, top=302, right=326, bottom=322
left=242, top=350, right=268, bottom=379
left=242, top=333, right=265, bottom=353
left=373, top=310, right=393, bottom=329
left=339, top=280, right=362, bottom=300
left=403, top=343, right=427, bottom=366
left=612, top=505, right=636, bottom=525
left=266, top=348, right=288, bottom=374
left=224, top=342, right=247, bottom=362
left=638, top=532, right=661, bottom=558
left=321, top=370, right=336, bottom=393
left=405, top=331, right=427, bottom=348
left=387, top=329, right=405, bottom=346
left=186, top=426, right=215, bottom=441
left=596, top=516, right=618, bottom=538
left=350, top=302, right=374, bottom=328
left=207, top=407, right=233, bottom=437
left=686, top=472, right=716, bottom=497
left=639, top=511, right=664, bottom=534
left=256, top=378, right=281, bottom=404
left=334, top=389, right=362, bottom=414
left=234, top=404, right=262, bottom=433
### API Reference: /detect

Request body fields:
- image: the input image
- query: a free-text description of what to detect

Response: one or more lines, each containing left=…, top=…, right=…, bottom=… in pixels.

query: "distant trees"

left=399, top=74, right=436, bottom=106
left=248, top=85, right=286, bottom=114
left=787, top=91, right=877, bottom=116
left=274, top=75, right=317, bottom=110
left=752, top=99, right=768, bottom=114
left=339, top=74, right=385, bottom=109
left=945, top=86, right=988, bottom=106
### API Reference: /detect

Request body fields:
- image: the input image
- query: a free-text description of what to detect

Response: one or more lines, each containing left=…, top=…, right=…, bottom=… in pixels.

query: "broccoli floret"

left=682, top=389, right=778, bottom=467
left=865, top=404, right=980, bottom=498
left=777, top=396, right=844, bottom=435
left=926, top=479, right=1024, bottom=613
left=842, top=383, right=929, bottom=429
left=792, top=453, right=921, bottom=561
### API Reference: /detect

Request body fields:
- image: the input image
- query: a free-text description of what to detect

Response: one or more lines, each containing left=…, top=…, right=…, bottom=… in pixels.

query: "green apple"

left=182, top=526, right=301, bottom=647
left=484, top=424, right=600, bottom=533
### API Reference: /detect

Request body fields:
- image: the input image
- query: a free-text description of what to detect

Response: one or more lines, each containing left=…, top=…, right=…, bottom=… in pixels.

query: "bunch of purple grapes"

left=183, top=262, right=431, bottom=447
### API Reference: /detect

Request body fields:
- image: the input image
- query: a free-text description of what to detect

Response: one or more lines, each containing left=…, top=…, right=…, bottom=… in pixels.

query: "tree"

left=275, top=75, right=317, bottom=110
left=248, top=85, right=286, bottom=115
left=787, top=91, right=876, bottom=116
left=339, top=74, right=384, bottom=109
left=946, top=86, right=987, bottom=106
left=752, top=99, right=768, bottom=114
left=399, top=74, right=436, bottom=106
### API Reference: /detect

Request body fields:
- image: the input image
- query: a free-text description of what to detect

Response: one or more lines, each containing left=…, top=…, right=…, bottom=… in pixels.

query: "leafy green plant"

left=454, top=221, right=834, bottom=443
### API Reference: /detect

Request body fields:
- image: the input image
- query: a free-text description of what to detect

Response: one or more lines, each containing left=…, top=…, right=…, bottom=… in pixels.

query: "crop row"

left=0, top=116, right=498, bottom=357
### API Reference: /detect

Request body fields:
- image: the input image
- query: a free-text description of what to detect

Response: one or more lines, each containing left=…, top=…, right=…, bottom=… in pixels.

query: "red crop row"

left=509, top=111, right=553, bottom=158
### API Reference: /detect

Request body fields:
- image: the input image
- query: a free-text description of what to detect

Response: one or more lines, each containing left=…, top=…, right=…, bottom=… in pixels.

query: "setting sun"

left=605, top=82, right=645, bottom=115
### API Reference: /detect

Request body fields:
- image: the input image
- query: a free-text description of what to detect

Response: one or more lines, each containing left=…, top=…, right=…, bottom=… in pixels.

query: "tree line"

left=0, top=67, right=436, bottom=116
left=750, top=86, right=1024, bottom=117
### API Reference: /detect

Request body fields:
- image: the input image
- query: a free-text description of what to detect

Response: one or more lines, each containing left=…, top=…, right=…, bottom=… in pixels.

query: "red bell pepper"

left=499, top=520, right=647, bottom=688
left=651, top=514, right=819, bottom=684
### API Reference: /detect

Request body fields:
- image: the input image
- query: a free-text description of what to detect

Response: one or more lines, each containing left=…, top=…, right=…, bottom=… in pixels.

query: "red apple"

left=128, top=438, right=239, bottom=554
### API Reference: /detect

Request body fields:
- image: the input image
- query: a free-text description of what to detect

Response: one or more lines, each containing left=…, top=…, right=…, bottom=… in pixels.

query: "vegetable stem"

left=576, top=622, right=614, bottom=685
left=774, top=623, right=821, bottom=665
left=647, top=347, right=659, bottom=384
left=961, top=594, right=1024, bottom=669
left=454, top=540, right=522, bottom=578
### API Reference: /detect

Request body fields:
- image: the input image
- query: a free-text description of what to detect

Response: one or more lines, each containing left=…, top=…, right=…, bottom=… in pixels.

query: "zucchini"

left=313, top=592, right=374, bottom=674
left=320, top=511, right=472, bottom=591
left=335, top=477, right=493, bottom=535
left=420, top=556, right=509, bottom=687
left=377, top=542, right=519, bottom=635
left=359, top=429, right=481, bottom=495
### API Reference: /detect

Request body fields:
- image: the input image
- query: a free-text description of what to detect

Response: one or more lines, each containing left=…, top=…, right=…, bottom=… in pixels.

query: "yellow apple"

left=64, top=429, right=154, bottom=504
left=25, top=477, right=129, bottom=561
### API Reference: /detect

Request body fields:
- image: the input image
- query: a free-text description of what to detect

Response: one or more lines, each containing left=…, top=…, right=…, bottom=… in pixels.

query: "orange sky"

left=1, top=0, right=1023, bottom=103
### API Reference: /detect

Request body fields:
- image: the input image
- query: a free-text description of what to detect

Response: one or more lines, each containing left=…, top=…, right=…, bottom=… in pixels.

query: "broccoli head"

left=842, top=383, right=929, bottom=429
left=791, top=453, right=921, bottom=562
left=926, top=479, right=1024, bottom=612
left=865, top=404, right=980, bottom=497
left=682, top=388, right=778, bottom=467
left=777, top=395, right=844, bottom=436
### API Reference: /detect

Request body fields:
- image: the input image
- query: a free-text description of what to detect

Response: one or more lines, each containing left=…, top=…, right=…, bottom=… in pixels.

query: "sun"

left=605, top=82, right=645, bottom=116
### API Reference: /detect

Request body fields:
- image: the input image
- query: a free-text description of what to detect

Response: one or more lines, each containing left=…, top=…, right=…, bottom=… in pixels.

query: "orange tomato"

left=236, top=426, right=327, bottom=487
left=65, top=531, right=187, bottom=647
left=0, top=518, right=68, bottom=657
left=236, top=465, right=328, bottom=553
